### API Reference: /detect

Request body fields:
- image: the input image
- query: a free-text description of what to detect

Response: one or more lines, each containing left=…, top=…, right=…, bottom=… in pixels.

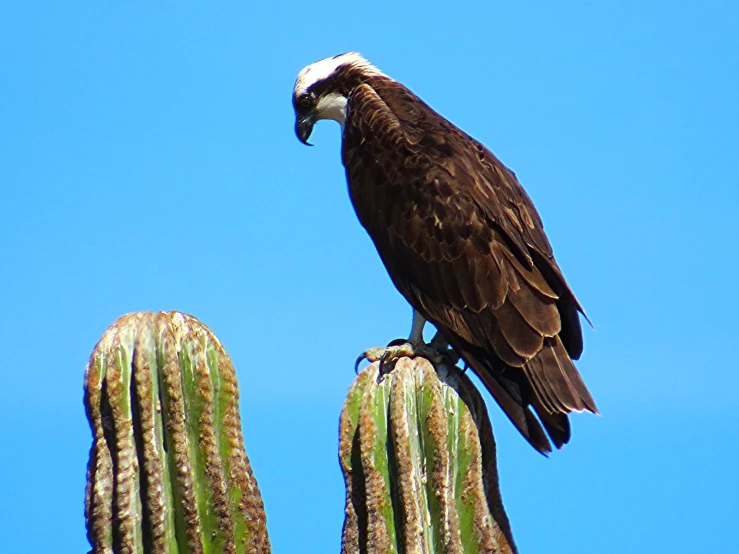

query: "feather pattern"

left=338, top=74, right=597, bottom=454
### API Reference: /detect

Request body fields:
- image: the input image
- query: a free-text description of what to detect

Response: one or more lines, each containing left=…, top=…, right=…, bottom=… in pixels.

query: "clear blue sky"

left=2, top=1, right=737, bottom=552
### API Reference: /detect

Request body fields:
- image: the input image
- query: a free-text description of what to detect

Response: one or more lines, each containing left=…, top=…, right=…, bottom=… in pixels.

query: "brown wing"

left=343, top=80, right=597, bottom=454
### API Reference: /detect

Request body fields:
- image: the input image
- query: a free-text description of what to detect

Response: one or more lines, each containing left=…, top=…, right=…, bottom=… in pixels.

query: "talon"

left=355, top=346, right=393, bottom=373
left=354, top=353, right=367, bottom=374
left=355, top=338, right=459, bottom=379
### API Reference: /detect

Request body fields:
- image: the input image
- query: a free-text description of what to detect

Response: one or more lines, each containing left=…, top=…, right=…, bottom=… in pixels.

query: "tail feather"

left=444, top=331, right=597, bottom=455
left=477, top=366, right=553, bottom=455
left=531, top=398, right=571, bottom=449
left=536, top=336, right=598, bottom=414
left=522, top=354, right=562, bottom=415
left=447, top=336, right=554, bottom=455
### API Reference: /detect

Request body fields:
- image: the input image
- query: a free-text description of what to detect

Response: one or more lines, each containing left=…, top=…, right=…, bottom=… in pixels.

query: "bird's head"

left=293, top=52, right=385, bottom=145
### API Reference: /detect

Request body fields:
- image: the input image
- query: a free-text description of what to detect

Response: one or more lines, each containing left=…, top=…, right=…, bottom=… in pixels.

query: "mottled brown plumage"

left=294, top=55, right=598, bottom=454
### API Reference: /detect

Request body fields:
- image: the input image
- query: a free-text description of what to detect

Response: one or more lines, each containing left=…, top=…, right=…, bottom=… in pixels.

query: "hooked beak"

left=295, top=115, right=315, bottom=146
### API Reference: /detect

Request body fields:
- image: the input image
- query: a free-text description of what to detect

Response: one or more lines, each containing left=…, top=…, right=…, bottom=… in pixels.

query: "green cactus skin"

left=84, top=311, right=270, bottom=554
left=339, top=357, right=516, bottom=554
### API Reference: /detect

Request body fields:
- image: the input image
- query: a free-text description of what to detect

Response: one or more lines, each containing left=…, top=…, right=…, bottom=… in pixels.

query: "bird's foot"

left=355, top=337, right=459, bottom=376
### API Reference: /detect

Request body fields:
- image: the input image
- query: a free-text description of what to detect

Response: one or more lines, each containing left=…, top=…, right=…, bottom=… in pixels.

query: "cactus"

left=84, top=312, right=518, bottom=554
left=339, top=357, right=516, bottom=554
left=83, top=311, right=270, bottom=554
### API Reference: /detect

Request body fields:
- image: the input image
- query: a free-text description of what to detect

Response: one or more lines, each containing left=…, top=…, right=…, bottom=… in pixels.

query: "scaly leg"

left=355, top=309, right=459, bottom=374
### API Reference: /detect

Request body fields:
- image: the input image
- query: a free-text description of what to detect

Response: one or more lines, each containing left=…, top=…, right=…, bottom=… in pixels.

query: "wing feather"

left=492, top=300, right=544, bottom=359
left=506, top=283, right=561, bottom=338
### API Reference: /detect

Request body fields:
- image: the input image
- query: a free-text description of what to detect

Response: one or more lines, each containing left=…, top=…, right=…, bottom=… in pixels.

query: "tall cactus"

left=339, top=357, right=516, bottom=554
left=84, top=311, right=270, bottom=554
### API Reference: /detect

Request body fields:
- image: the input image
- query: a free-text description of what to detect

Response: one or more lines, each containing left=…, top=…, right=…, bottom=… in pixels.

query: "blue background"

left=2, top=2, right=737, bottom=552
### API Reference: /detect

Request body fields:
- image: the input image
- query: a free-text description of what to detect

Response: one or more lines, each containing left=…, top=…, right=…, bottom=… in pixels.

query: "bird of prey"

left=292, top=53, right=597, bottom=454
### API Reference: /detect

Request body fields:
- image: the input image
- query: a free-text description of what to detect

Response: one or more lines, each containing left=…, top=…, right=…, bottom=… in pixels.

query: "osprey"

left=293, top=53, right=597, bottom=454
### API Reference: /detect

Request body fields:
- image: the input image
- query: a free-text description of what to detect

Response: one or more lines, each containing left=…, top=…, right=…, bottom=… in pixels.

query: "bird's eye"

left=297, top=94, right=313, bottom=110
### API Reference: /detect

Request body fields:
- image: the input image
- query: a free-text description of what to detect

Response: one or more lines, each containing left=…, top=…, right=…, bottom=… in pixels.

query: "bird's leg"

left=355, top=310, right=459, bottom=375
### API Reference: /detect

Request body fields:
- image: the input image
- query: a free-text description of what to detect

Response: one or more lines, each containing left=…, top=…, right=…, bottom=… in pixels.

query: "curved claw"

left=354, top=352, right=367, bottom=374
left=355, top=346, right=393, bottom=374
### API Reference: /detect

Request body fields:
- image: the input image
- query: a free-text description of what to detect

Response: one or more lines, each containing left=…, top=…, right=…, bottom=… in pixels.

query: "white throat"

left=316, top=92, right=348, bottom=128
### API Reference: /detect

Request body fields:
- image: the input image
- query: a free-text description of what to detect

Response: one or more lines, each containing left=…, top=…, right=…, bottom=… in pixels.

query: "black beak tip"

left=295, top=118, right=315, bottom=146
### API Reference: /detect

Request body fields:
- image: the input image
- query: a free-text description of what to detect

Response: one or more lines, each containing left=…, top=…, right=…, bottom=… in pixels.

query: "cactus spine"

left=84, top=311, right=270, bottom=554
left=339, top=357, right=516, bottom=554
